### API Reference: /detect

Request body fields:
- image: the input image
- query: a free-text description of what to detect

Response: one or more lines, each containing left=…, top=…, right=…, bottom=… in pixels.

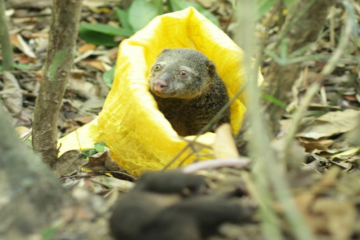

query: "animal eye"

left=154, top=64, right=161, bottom=71
left=179, top=70, right=187, bottom=76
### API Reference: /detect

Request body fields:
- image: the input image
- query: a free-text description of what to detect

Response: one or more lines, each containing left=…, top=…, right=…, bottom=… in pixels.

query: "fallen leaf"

left=296, top=109, right=360, bottom=139
left=82, top=59, right=111, bottom=72
left=54, top=150, right=88, bottom=177
left=213, top=123, right=239, bottom=159
left=298, top=138, right=334, bottom=151
left=330, top=147, right=360, bottom=160
left=69, top=77, right=100, bottom=97
left=21, top=32, right=49, bottom=39
left=81, top=97, right=105, bottom=111
left=10, top=33, right=36, bottom=58
left=90, top=176, right=134, bottom=192
left=83, top=150, right=109, bottom=171
left=1, top=71, right=23, bottom=119
left=15, top=126, right=30, bottom=136
left=74, top=115, right=95, bottom=125
left=78, top=43, right=97, bottom=53
left=312, top=198, right=356, bottom=240
left=82, top=0, right=109, bottom=8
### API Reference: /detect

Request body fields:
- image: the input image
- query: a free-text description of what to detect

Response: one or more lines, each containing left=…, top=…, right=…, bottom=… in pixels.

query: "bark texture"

left=261, top=0, right=336, bottom=134
left=0, top=106, right=69, bottom=239
left=32, top=0, right=83, bottom=166
left=0, top=0, right=14, bottom=70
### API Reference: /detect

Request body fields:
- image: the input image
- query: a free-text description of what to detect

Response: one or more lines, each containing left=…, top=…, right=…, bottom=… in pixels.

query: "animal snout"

left=152, top=79, right=168, bottom=93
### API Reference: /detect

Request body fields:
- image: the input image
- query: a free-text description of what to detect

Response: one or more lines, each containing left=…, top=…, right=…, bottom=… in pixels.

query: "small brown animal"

left=149, top=48, right=230, bottom=136
left=109, top=170, right=252, bottom=240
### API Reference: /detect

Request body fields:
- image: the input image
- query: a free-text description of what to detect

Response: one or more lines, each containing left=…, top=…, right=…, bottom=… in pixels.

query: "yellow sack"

left=58, top=7, right=262, bottom=176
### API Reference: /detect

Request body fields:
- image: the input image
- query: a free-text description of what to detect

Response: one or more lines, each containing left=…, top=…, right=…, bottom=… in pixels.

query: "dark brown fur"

left=109, top=171, right=252, bottom=240
left=149, top=48, right=230, bottom=136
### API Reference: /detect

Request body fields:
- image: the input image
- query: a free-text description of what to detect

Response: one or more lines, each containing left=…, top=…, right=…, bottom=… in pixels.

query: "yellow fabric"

left=58, top=7, right=262, bottom=176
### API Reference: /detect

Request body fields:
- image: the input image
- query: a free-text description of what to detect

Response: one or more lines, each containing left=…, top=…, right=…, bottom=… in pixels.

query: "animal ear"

left=161, top=48, right=171, bottom=54
left=207, top=61, right=216, bottom=77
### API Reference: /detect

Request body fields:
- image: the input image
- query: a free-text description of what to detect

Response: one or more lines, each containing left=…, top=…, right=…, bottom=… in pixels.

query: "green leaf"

left=103, top=66, right=115, bottom=89
left=115, top=8, right=132, bottom=30
left=79, top=31, right=117, bottom=46
left=256, top=0, right=276, bottom=19
left=169, top=0, right=220, bottom=27
left=153, top=0, right=164, bottom=14
left=0, top=65, right=2, bottom=71
left=79, top=23, right=134, bottom=46
left=25, top=139, right=32, bottom=147
left=94, top=141, right=107, bottom=153
left=261, top=93, right=287, bottom=108
left=128, top=0, right=159, bottom=31
left=166, top=0, right=174, bottom=12
left=41, top=227, right=56, bottom=239
left=198, top=9, right=220, bottom=27
left=14, top=63, right=30, bottom=70
left=81, top=148, right=96, bottom=157
left=79, top=23, right=133, bottom=37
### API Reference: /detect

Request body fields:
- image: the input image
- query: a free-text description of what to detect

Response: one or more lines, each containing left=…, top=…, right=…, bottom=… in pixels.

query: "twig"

left=236, top=1, right=285, bottom=239
left=322, top=0, right=355, bottom=75
left=237, top=0, right=319, bottom=239
left=181, top=158, right=250, bottom=174
left=282, top=82, right=320, bottom=164
left=330, top=6, right=335, bottom=48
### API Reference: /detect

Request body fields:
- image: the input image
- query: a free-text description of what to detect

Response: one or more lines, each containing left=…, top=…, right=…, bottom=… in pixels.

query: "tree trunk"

left=32, top=0, right=83, bottom=167
left=0, top=106, right=70, bottom=239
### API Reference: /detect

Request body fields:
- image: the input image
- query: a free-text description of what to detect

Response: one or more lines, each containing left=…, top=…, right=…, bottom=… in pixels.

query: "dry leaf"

left=78, top=43, right=97, bottom=53
left=82, top=59, right=111, bottom=72
left=1, top=71, right=23, bottom=119
left=312, top=199, right=356, bottom=240
left=296, top=109, right=360, bottom=139
left=82, top=0, right=110, bottom=8
left=213, top=123, right=239, bottom=159
left=69, top=77, right=100, bottom=96
left=54, top=150, right=87, bottom=177
left=10, top=33, right=36, bottom=58
left=90, top=176, right=134, bottom=192
left=15, top=126, right=30, bottom=136
left=74, top=116, right=95, bottom=125
left=298, top=138, right=334, bottom=151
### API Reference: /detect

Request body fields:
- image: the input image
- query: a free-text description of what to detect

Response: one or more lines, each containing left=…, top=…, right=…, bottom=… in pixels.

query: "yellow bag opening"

left=58, top=7, right=263, bottom=176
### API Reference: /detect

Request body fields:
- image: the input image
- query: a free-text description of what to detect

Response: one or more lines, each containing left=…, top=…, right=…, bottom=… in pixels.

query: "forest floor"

left=1, top=0, right=360, bottom=239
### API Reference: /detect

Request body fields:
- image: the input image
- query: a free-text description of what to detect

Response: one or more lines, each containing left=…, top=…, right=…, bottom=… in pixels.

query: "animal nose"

left=153, top=79, right=168, bottom=93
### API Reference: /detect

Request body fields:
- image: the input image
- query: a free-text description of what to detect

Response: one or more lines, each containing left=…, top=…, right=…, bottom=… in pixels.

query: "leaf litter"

left=1, top=1, right=360, bottom=240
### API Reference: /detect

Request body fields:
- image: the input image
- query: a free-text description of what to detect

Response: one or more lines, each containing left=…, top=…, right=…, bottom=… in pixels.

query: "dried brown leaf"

left=54, top=150, right=87, bottom=177
left=213, top=123, right=239, bottom=159
left=1, top=71, right=23, bottom=119
left=312, top=198, right=356, bottom=240
left=10, top=33, right=36, bottom=58
left=296, top=109, right=360, bottom=139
